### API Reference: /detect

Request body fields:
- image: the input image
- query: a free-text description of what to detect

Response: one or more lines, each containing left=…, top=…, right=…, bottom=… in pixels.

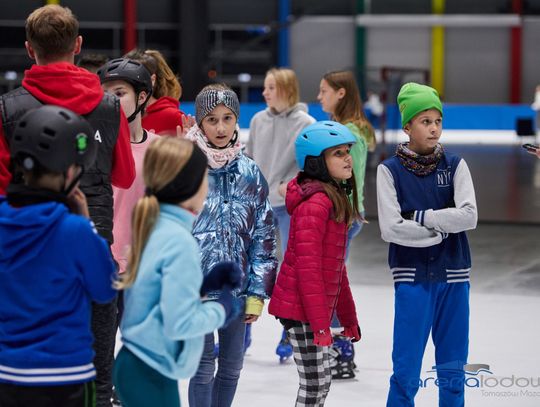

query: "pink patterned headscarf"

left=184, top=124, right=242, bottom=169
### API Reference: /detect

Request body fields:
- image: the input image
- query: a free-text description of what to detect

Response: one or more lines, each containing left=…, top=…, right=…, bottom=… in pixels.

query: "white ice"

left=171, top=284, right=540, bottom=406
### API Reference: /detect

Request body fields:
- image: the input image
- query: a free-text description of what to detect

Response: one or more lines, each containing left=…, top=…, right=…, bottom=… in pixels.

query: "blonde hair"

left=26, top=5, right=79, bottom=60
left=116, top=137, right=194, bottom=289
left=125, top=49, right=182, bottom=99
left=323, top=70, right=376, bottom=151
left=267, top=68, right=300, bottom=108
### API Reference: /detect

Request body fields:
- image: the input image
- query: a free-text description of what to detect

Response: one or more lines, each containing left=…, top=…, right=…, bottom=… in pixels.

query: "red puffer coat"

left=268, top=176, right=358, bottom=340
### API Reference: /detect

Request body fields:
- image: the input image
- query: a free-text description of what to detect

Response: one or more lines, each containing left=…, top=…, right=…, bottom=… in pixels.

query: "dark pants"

left=113, top=347, right=180, bottom=407
left=0, top=381, right=95, bottom=407
left=188, top=312, right=246, bottom=407
left=91, top=297, right=118, bottom=407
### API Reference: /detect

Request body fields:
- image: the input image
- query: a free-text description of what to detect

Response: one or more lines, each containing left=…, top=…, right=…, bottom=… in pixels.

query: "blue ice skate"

left=329, top=334, right=356, bottom=379
left=276, top=329, right=293, bottom=363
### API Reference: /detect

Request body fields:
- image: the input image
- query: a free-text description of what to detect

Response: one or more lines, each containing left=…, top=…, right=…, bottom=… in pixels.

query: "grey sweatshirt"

left=246, top=103, right=315, bottom=207
left=376, top=159, right=478, bottom=248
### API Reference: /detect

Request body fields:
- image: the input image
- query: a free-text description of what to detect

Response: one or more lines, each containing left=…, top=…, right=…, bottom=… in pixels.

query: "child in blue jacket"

left=113, top=137, right=241, bottom=407
left=377, top=83, right=478, bottom=406
left=185, top=84, right=277, bottom=407
left=0, top=105, right=116, bottom=407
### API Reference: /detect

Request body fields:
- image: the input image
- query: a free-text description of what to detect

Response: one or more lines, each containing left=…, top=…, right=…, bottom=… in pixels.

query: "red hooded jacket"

left=268, top=176, right=358, bottom=339
left=141, top=96, right=186, bottom=136
left=0, top=62, right=134, bottom=194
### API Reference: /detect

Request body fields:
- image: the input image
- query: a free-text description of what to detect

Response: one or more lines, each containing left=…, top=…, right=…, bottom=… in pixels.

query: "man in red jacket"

left=0, top=5, right=135, bottom=407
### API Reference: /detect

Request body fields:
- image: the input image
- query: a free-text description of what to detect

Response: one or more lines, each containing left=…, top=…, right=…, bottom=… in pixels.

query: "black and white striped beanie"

left=195, top=88, right=240, bottom=125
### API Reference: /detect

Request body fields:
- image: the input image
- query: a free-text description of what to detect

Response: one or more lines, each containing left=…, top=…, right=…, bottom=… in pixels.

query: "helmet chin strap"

left=62, top=167, right=84, bottom=196
left=127, top=92, right=152, bottom=123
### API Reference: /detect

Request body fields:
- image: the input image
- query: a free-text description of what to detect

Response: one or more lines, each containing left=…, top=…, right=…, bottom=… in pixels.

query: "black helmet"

left=97, top=58, right=153, bottom=122
left=10, top=105, right=97, bottom=173
left=97, top=58, right=152, bottom=96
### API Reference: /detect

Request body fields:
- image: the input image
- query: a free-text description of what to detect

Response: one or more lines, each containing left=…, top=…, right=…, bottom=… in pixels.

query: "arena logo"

left=414, top=361, right=540, bottom=390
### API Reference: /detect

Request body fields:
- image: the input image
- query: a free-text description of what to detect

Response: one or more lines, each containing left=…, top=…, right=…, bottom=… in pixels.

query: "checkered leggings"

left=288, top=323, right=332, bottom=406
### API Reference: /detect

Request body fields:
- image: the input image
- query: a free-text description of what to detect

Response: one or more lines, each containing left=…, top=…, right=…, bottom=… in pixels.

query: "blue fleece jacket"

left=120, top=204, right=226, bottom=380
left=0, top=198, right=116, bottom=386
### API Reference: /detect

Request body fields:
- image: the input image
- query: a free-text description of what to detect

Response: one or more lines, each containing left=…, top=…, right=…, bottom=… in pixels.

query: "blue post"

left=277, top=0, right=290, bottom=67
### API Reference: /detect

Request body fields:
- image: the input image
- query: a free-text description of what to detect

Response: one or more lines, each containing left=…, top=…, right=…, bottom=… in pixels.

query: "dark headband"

left=152, top=144, right=208, bottom=204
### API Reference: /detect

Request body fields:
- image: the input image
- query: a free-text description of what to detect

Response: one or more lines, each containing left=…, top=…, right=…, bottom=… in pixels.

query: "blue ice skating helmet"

left=295, top=120, right=356, bottom=176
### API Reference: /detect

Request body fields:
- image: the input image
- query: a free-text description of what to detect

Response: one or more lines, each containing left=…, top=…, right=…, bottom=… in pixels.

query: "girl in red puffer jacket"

left=268, top=121, right=362, bottom=406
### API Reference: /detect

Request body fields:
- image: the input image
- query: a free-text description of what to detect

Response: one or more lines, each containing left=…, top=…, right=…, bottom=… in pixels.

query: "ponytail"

left=114, top=195, right=159, bottom=289
left=114, top=137, right=194, bottom=289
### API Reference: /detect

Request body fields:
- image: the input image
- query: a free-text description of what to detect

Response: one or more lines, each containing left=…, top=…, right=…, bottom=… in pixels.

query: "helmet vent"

left=39, top=142, right=50, bottom=150
left=329, top=131, right=338, bottom=136
left=302, top=134, right=308, bottom=139
left=59, top=111, right=70, bottom=121
left=42, top=127, right=56, bottom=138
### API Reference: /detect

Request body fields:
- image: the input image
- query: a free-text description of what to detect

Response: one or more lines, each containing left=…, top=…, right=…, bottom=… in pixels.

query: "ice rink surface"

left=174, top=219, right=540, bottom=406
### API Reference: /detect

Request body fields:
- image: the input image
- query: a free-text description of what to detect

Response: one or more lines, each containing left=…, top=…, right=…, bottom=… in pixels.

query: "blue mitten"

left=200, top=261, right=242, bottom=296
left=215, top=284, right=241, bottom=327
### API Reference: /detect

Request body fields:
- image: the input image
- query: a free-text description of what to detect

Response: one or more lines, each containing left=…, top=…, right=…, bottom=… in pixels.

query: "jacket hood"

left=265, top=102, right=308, bottom=118
left=0, top=199, right=68, bottom=270
left=146, top=96, right=180, bottom=114
left=22, top=62, right=104, bottom=115
left=285, top=176, right=326, bottom=214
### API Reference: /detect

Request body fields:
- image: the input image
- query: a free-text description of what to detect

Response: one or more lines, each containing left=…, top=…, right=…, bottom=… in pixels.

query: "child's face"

left=318, top=79, right=344, bottom=115
left=200, top=104, right=237, bottom=148
left=404, top=109, right=442, bottom=155
left=324, top=144, right=353, bottom=182
left=102, top=80, right=146, bottom=121
left=262, top=74, right=287, bottom=111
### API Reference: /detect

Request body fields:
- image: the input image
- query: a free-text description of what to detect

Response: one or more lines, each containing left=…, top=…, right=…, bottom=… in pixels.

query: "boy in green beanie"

left=376, top=82, right=478, bottom=406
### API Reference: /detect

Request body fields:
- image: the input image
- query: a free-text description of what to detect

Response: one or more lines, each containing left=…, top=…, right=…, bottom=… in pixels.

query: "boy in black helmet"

left=0, top=105, right=116, bottom=407
left=98, top=58, right=159, bottom=277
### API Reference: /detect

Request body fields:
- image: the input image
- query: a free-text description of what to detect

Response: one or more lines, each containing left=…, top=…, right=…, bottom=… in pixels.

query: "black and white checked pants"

left=288, top=323, right=332, bottom=406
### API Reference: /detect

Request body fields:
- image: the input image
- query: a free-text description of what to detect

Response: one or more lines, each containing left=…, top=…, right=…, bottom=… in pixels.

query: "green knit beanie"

left=397, top=82, right=443, bottom=126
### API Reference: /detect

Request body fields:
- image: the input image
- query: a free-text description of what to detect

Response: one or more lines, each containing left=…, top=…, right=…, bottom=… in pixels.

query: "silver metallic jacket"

left=193, top=153, right=278, bottom=299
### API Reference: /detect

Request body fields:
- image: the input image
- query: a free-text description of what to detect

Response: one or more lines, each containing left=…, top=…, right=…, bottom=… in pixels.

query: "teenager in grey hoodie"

left=247, top=68, right=315, bottom=255
left=246, top=68, right=315, bottom=362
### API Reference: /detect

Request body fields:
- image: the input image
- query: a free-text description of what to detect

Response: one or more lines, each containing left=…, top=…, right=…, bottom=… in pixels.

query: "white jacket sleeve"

left=419, top=159, right=478, bottom=233
left=376, top=164, right=443, bottom=248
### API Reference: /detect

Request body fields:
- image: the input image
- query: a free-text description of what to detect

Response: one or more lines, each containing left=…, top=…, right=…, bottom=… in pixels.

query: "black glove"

left=200, top=261, right=242, bottom=296
left=215, top=284, right=241, bottom=327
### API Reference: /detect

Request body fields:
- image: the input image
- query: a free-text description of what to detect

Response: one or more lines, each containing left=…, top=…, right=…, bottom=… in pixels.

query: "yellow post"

left=431, top=0, right=445, bottom=98
left=46, top=0, right=60, bottom=4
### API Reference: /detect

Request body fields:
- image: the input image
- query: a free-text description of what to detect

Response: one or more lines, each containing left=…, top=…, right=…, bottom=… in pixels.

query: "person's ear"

left=73, top=36, right=82, bottom=56
left=138, top=91, right=148, bottom=105
left=150, top=73, right=157, bottom=88
left=403, top=124, right=411, bottom=135
left=25, top=41, right=36, bottom=60
left=337, top=87, right=346, bottom=100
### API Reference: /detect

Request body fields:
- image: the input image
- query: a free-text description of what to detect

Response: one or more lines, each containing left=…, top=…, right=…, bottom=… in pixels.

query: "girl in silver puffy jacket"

left=185, top=84, right=278, bottom=407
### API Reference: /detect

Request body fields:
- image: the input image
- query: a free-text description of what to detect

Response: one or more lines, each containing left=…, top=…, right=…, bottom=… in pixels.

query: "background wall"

left=290, top=16, right=356, bottom=102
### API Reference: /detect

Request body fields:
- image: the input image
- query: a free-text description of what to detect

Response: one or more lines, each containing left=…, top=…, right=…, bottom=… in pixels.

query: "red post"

left=510, top=0, right=522, bottom=104
left=124, top=0, right=137, bottom=54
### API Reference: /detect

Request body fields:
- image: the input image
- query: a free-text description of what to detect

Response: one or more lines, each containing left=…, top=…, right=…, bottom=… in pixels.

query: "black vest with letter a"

left=0, top=87, right=120, bottom=243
